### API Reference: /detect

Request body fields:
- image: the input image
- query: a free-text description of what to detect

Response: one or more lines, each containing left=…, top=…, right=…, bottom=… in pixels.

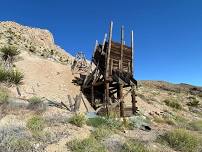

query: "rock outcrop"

left=0, top=21, right=73, bottom=64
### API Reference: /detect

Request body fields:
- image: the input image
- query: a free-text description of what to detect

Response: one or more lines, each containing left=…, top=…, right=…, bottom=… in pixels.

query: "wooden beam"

left=131, top=30, right=134, bottom=76
left=101, top=33, right=107, bottom=54
left=131, top=85, right=137, bottom=114
left=120, top=26, right=124, bottom=70
left=105, top=21, right=113, bottom=116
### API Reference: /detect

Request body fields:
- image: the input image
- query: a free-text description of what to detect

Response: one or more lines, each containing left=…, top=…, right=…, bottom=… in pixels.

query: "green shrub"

left=92, top=126, right=112, bottom=140
left=163, top=99, right=182, bottom=110
left=0, top=88, right=9, bottom=104
left=9, top=137, right=33, bottom=152
left=86, top=117, right=108, bottom=128
left=67, top=136, right=107, bottom=152
left=69, top=113, right=86, bottom=127
left=121, top=139, right=151, bottom=152
left=26, top=116, right=44, bottom=134
left=189, top=120, right=202, bottom=131
left=27, top=96, right=43, bottom=109
left=0, top=67, right=9, bottom=82
left=158, top=129, right=201, bottom=152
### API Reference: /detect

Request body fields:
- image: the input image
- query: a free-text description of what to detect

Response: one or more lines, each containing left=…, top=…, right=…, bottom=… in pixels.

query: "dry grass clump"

left=69, top=113, right=86, bottom=127
left=27, top=96, right=45, bottom=112
left=0, top=88, right=9, bottom=105
left=163, top=99, right=182, bottom=110
left=121, top=139, right=152, bottom=152
left=26, top=115, right=45, bottom=139
left=153, top=116, right=175, bottom=126
left=158, top=128, right=201, bottom=152
left=0, top=125, right=33, bottom=152
left=189, top=120, right=202, bottom=132
left=67, top=136, right=107, bottom=152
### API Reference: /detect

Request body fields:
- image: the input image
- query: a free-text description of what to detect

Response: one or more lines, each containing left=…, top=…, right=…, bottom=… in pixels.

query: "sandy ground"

left=11, top=52, right=92, bottom=112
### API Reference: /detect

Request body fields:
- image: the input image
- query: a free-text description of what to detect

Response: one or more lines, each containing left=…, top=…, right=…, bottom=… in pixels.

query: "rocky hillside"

left=0, top=21, right=73, bottom=64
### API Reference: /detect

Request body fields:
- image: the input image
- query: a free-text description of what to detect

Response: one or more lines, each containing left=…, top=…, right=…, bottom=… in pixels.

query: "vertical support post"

left=105, top=21, right=113, bottom=116
left=120, top=26, right=124, bottom=70
left=119, top=26, right=125, bottom=118
left=131, top=31, right=134, bottom=76
left=131, top=85, right=137, bottom=114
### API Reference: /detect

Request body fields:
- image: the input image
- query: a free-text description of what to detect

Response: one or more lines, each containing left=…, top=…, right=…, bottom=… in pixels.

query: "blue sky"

left=0, top=0, right=202, bottom=86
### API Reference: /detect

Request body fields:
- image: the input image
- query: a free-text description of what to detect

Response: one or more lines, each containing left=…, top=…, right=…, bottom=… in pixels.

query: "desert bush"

left=27, top=96, right=44, bottom=111
left=153, top=116, right=175, bottom=126
left=163, top=99, right=182, bottom=110
left=8, top=137, right=33, bottom=152
left=26, top=116, right=45, bottom=133
left=189, top=120, right=202, bottom=131
left=92, top=126, right=112, bottom=140
left=69, top=113, right=86, bottom=127
left=67, top=136, right=107, bottom=152
left=0, top=88, right=9, bottom=105
left=87, top=117, right=108, bottom=128
left=158, top=129, right=201, bottom=152
left=187, top=99, right=200, bottom=107
left=121, top=139, right=151, bottom=152
left=0, top=125, right=33, bottom=152
left=174, top=115, right=188, bottom=128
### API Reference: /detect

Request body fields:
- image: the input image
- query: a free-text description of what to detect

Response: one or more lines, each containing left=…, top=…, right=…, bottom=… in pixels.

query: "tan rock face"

left=0, top=21, right=73, bottom=64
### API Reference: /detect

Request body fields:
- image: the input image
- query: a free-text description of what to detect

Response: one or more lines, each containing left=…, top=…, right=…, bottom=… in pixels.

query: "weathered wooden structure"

left=75, top=22, right=137, bottom=117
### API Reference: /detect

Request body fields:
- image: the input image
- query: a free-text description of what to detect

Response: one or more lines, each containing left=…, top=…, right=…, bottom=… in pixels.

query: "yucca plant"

left=8, top=69, right=24, bottom=85
left=0, top=67, right=9, bottom=82
left=9, top=69, right=24, bottom=96
left=0, top=46, right=20, bottom=68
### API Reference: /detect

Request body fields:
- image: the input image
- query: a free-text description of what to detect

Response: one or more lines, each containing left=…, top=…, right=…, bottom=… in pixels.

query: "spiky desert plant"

left=0, top=46, right=20, bottom=68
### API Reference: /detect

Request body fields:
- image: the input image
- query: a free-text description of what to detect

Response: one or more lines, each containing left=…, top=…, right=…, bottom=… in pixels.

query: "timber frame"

left=74, top=22, right=138, bottom=117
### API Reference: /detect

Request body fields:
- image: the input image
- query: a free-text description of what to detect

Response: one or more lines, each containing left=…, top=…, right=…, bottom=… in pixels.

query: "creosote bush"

left=69, top=113, right=86, bottom=127
left=158, top=129, right=201, bottom=152
left=163, top=99, right=182, bottom=110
